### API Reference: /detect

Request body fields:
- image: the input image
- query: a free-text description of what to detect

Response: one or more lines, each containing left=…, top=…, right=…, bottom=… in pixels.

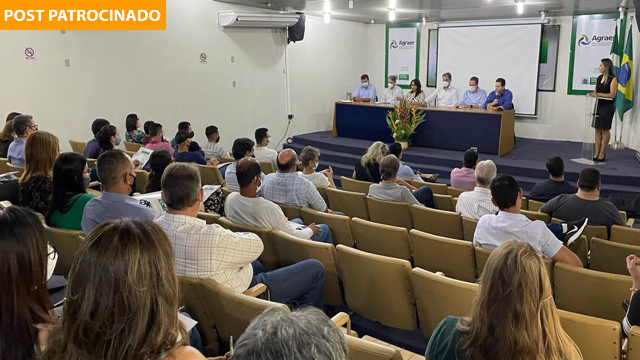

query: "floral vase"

left=399, top=140, right=410, bottom=150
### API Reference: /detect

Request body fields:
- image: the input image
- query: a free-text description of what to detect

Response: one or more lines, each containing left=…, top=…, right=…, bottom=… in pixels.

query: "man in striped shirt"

left=455, top=160, right=498, bottom=219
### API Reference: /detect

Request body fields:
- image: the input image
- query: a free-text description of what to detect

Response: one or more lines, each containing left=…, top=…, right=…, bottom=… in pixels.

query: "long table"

left=332, top=101, right=515, bottom=156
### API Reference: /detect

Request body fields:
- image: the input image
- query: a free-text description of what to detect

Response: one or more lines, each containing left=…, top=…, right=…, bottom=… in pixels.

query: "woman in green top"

left=45, top=153, right=95, bottom=231
left=426, top=240, right=582, bottom=360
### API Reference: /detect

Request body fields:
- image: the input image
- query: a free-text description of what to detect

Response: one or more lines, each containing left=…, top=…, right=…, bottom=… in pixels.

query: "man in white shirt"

left=253, top=127, right=278, bottom=168
left=381, top=75, right=404, bottom=104
left=155, top=162, right=325, bottom=308
left=225, top=137, right=265, bottom=192
left=456, top=160, right=499, bottom=219
left=425, top=72, right=459, bottom=107
left=226, top=157, right=333, bottom=243
left=473, top=174, right=585, bottom=267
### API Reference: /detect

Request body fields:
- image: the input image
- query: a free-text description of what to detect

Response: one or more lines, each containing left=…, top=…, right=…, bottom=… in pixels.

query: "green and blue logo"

left=390, top=40, right=398, bottom=49
left=578, top=34, right=591, bottom=46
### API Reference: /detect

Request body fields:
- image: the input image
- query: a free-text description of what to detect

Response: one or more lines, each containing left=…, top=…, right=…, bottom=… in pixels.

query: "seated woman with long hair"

left=19, top=131, right=60, bottom=214
left=146, top=149, right=173, bottom=193
left=426, top=240, right=582, bottom=360
left=42, top=219, right=206, bottom=360
left=96, top=124, right=120, bottom=156
left=46, top=152, right=95, bottom=230
left=353, top=141, right=387, bottom=183
left=0, top=119, right=15, bottom=158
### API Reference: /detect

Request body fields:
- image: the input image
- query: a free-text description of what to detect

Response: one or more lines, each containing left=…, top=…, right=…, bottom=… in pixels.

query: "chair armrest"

left=331, top=312, right=351, bottom=335
left=628, top=218, right=635, bottom=227
left=243, top=283, right=269, bottom=300
left=89, top=181, right=101, bottom=188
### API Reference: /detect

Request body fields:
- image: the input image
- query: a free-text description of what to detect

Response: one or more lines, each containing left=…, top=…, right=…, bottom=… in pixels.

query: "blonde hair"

left=458, top=240, right=582, bottom=360
left=20, top=131, right=59, bottom=183
left=360, top=141, right=387, bottom=167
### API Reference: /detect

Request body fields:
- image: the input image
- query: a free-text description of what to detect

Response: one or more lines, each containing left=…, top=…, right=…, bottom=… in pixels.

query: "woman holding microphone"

left=590, top=58, right=618, bottom=163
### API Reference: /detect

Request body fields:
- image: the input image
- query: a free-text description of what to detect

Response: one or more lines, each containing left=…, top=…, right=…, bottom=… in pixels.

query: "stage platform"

left=285, top=131, right=640, bottom=198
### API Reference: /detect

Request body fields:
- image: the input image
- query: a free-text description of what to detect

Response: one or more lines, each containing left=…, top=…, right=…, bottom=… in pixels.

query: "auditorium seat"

left=336, top=245, right=417, bottom=330
left=521, top=209, right=550, bottom=223
left=411, top=205, right=464, bottom=240
left=360, top=336, right=425, bottom=360
left=367, top=197, right=413, bottom=230
left=558, top=309, right=622, bottom=360
left=6, top=162, right=24, bottom=177
left=610, top=225, right=640, bottom=246
left=475, top=245, right=555, bottom=281
left=43, top=224, right=83, bottom=278
left=590, top=238, right=640, bottom=275
left=123, top=141, right=143, bottom=152
left=627, top=326, right=640, bottom=360
left=134, top=169, right=149, bottom=194
left=197, top=212, right=220, bottom=224
left=275, top=202, right=302, bottom=220
left=412, top=180, right=447, bottom=195
left=340, top=176, right=372, bottom=195
left=178, top=276, right=220, bottom=354
left=619, top=210, right=628, bottom=223
left=68, top=140, right=87, bottom=154
left=410, top=230, right=476, bottom=282
left=221, top=187, right=233, bottom=199
left=462, top=216, right=478, bottom=242
left=217, top=217, right=279, bottom=271
left=195, top=164, right=224, bottom=186
left=411, top=268, right=479, bottom=338
left=316, top=185, right=330, bottom=207
left=528, top=199, right=545, bottom=212
left=326, top=188, right=369, bottom=220
left=446, top=186, right=467, bottom=198
left=300, top=207, right=355, bottom=247
left=0, top=157, right=9, bottom=174
left=124, top=150, right=136, bottom=158
left=521, top=196, right=529, bottom=210
left=259, top=161, right=276, bottom=175
left=554, top=262, right=631, bottom=322
left=433, top=194, right=455, bottom=212
left=219, top=156, right=235, bottom=164
left=271, top=230, right=343, bottom=306
left=351, top=217, right=412, bottom=261
left=345, top=335, right=404, bottom=360
left=86, top=158, right=97, bottom=169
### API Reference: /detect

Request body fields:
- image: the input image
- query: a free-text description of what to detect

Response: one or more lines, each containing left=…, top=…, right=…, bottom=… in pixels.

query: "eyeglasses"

left=29, top=124, right=38, bottom=131
left=125, top=173, right=137, bottom=181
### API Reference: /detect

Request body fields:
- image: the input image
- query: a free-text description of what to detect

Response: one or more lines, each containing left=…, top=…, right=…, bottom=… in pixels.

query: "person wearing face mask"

left=381, top=75, right=404, bottom=105
left=204, top=125, right=229, bottom=160
left=46, top=153, right=97, bottom=231
left=485, top=78, right=514, bottom=111
left=171, top=121, right=204, bottom=154
left=173, top=130, right=218, bottom=166
left=406, top=79, right=426, bottom=105
left=81, top=149, right=155, bottom=235
left=145, top=122, right=174, bottom=155
left=425, top=73, right=459, bottom=107
left=96, top=124, right=122, bottom=156
left=299, top=146, right=336, bottom=189
left=457, top=76, right=488, bottom=109
left=353, top=74, right=378, bottom=103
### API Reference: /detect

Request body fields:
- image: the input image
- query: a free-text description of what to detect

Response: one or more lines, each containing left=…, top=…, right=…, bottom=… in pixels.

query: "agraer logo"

left=578, top=34, right=614, bottom=47
left=389, top=39, right=415, bottom=49
left=390, top=40, right=398, bottom=49
left=578, top=34, right=591, bottom=46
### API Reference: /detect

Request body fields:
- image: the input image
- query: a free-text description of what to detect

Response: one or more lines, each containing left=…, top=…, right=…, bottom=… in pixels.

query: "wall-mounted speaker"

left=288, top=13, right=305, bottom=43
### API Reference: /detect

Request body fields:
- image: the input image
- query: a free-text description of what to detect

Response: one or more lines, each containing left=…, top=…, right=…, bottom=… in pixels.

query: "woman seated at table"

left=405, top=79, right=426, bottom=106
left=300, top=146, right=336, bottom=189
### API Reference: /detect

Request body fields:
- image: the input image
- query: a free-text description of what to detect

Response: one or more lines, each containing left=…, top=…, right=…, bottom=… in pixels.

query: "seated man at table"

left=457, top=76, right=488, bottom=109
left=485, top=78, right=514, bottom=111
left=368, top=155, right=435, bottom=208
left=528, top=156, right=577, bottom=202
left=450, top=148, right=479, bottom=191
left=425, top=72, right=459, bottom=107
left=353, top=74, right=377, bottom=103
left=381, top=75, right=404, bottom=104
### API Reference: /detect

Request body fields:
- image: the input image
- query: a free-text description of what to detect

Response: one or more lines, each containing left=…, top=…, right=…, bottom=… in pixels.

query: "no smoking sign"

left=25, top=47, right=36, bottom=60
left=199, top=52, right=207, bottom=64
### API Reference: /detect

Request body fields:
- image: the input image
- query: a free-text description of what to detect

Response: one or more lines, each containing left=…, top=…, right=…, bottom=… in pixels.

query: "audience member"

left=528, top=156, right=577, bottom=202
left=0, top=120, right=14, bottom=158
left=623, top=254, right=640, bottom=337
left=426, top=240, right=582, bottom=360
left=226, top=158, right=332, bottom=243
left=96, top=124, right=120, bottom=156
left=145, top=122, right=174, bottom=154
left=170, top=121, right=203, bottom=153
left=141, top=120, right=154, bottom=145
left=353, top=141, right=387, bottom=183
left=124, top=113, right=144, bottom=143
left=226, top=137, right=264, bottom=192
left=42, top=219, right=206, bottom=360
left=5, top=111, right=21, bottom=122
left=455, top=160, right=498, bottom=219
left=83, top=118, right=110, bottom=159
left=473, top=174, right=584, bottom=267
left=540, top=167, right=624, bottom=232
left=0, top=206, right=57, bottom=360
left=19, top=131, right=59, bottom=214
left=81, top=150, right=155, bottom=234
left=299, top=146, right=336, bottom=189
left=204, top=125, right=229, bottom=160
left=8, top=114, right=38, bottom=166
left=368, top=155, right=435, bottom=208
left=146, top=149, right=173, bottom=193
left=260, top=149, right=329, bottom=212
left=155, top=163, right=325, bottom=308
left=233, top=307, right=349, bottom=360
left=46, top=153, right=95, bottom=230
left=173, top=130, right=212, bottom=165
left=253, top=127, right=278, bottom=167
left=387, top=142, right=438, bottom=182
left=450, top=148, right=479, bottom=190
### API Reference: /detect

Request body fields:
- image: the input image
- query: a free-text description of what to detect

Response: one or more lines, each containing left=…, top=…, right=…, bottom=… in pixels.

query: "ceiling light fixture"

left=422, top=16, right=427, bottom=25
left=515, top=0, right=524, bottom=15
left=539, top=9, right=547, bottom=21
left=349, top=0, right=354, bottom=9
left=389, top=9, right=396, bottom=21
left=370, top=19, right=375, bottom=24
left=323, top=0, right=331, bottom=23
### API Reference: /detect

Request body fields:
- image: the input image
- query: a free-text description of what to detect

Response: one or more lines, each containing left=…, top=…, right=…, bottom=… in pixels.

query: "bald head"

left=237, top=157, right=262, bottom=189
left=277, top=149, right=298, bottom=173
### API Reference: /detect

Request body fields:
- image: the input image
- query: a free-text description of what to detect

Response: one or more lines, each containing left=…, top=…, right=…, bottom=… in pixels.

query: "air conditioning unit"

left=217, top=11, right=301, bottom=28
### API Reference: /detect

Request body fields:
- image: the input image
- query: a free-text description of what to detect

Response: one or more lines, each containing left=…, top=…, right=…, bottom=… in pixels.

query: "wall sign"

left=385, top=23, right=420, bottom=90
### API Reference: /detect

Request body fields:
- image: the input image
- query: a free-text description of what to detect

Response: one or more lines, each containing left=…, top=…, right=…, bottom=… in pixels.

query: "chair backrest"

left=300, top=207, right=355, bottom=247
left=462, top=216, right=478, bottom=242
left=554, top=262, right=632, bottom=322
left=68, top=140, right=87, bottom=154
left=528, top=199, right=545, bottom=212
left=340, top=176, right=372, bottom=195
left=366, top=197, right=413, bottom=230
left=411, top=268, right=479, bottom=338
left=521, top=209, right=550, bottom=223
left=326, top=188, right=369, bottom=220
left=411, top=205, right=464, bottom=240
left=178, top=277, right=219, bottom=349
left=221, top=187, right=233, bottom=199
left=123, top=141, right=143, bottom=152
left=271, top=230, right=343, bottom=306
left=620, top=211, right=628, bottom=223
left=345, top=335, right=403, bottom=360
left=197, top=212, right=220, bottom=224
left=259, top=161, right=276, bottom=175
left=0, top=157, right=9, bottom=175
left=628, top=326, right=640, bottom=360
left=433, top=194, right=455, bottom=212
left=558, top=309, right=622, bottom=360
left=217, top=217, right=279, bottom=271
left=134, top=170, right=149, bottom=194
left=86, top=158, right=97, bottom=169
left=476, top=245, right=554, bottom=280
left=410, top=230, right=476, bottom=282
left=316, top=186, right=330, bottom=207
left=43, top=225, right=83, bottom=277
left=275, top=202, right=302, bottom=221
left=336, top=245, right=416, bottom=330
left=412, top=180, right=448, bottom=195
left=219, top=156, right=235, bottom=164
left=447, top=187, right=467, bottom=198
left=610, top=225, right=640, bottom=246
left=124, top=150, right=136, bottom=158
left=6, top=162, right=24, bottom=177
left=352, top=217, right=412, bottom=261
left=590, top=238, right=640, bottom=275
left=195, top=164, right=224, bottom=186
left=520, top=196, right=529, bottom=210
left=583, top=224, right=609, bottom=241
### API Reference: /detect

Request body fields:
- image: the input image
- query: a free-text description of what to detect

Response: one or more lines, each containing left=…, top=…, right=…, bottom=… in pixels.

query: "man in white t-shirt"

left=299, top=146, right=336, bottom=189
left=253, top=127, right=278, bottom=168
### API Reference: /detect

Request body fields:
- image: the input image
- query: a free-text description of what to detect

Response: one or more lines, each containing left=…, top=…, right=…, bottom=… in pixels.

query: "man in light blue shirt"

left=457, top=76, right=488, bottom=109
left=8, top=114, right=38, bottom=166
left=352, top=74, right=377, bottom=103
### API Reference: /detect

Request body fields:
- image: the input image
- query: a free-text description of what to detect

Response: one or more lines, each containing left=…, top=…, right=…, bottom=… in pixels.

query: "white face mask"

left=442, top=81, right=450, bottom=88
left=469, top=86, right=477, bottom=93
left=362, top=82, right=369, bottom=88
left=388, top=83, right=395, bottom=89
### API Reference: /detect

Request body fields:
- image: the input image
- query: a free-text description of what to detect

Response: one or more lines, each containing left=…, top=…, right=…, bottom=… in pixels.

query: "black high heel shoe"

left=593, top=156, right=599, bottom=161
left=597, top=154, right=606, bottom=162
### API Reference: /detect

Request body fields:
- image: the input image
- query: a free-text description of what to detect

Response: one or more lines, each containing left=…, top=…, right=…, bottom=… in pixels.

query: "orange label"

left=0, top=0, right=166, bottom=30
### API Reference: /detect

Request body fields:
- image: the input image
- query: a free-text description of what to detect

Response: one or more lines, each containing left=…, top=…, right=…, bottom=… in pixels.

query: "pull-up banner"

left=386, top=24, right=420, bottom=90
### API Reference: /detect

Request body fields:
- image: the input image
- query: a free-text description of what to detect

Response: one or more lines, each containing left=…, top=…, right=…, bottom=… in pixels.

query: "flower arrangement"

left=386, top=98, right=426, bottom=144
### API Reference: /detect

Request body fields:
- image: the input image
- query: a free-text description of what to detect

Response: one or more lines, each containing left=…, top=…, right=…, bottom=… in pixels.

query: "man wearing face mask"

left=485, top=78, right=514, bottom=111
left=204, top=125, right=229, bottom=160
left=171, top=121, right=204, bottom=154
left=425, top=73, right=459, bottom=107
left=81, top=150, right=155, bottom=235
left=457, top=76, right=488, bottom=109
left=353, top=74, right=378, bottom=103
left=381, top=75, right=404, bottom=105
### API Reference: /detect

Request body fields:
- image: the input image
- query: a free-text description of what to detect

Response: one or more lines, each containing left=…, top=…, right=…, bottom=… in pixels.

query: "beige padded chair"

left=610, top=225, right=640, bottom=246
left=43, top=225, right=83, bottom=277
left=446, top=187, right=467, bottom=198
left=326, top=188, right=369, bottom=220
left=195, top=164, right=224, bottom=186
left=197, top=212, right=220, bottom=224
left=433, top=194, right=455, bottom=212
left=620, top=210, right=628, bottom=223
left=259, top=161, right=276, bottom=175
left=590, top=238, right=640, bottom=275
left=359, top=336, right=425, bottom=360
left=124, top=150, right=136, bottom=158
left=476, top=245, right=555, bottom=280
left=412, top=268, right=479, bottom=338
left=410, top=230, right=476, bottom=282
left=583, top=224, right=609, bottom=241
left=219, top=156, right=235, bottom=164
left=558, top=309, right=622, bottom=360
left=275, top=203, right=302, bottom=220
left=411, top=205, right=464, bottom=240
left=178, top=277, right=220, bottom=353
left=6, top=163, right=23, bottom=177
left=316, top=186, right=330, bottom=207
left=336, top=245, right=417, bottom=330
left=86, top=158, right=97, bottom=169
left=521, top=196, right=529, bottom=210
left=271, top=230, right=343, bottom=306
left=528, top=199, right=545, bottom=212
left=345, top=335, right=403, bottom=360
left=367, top=197, right=413, bottom=230
left=340, top=176, right=372, bottom=195
left=352, top=218, right=412, bottom=261
left=217, top=217, right=279, bottom=271
left=462, top=216, right=478, bottom=242
left=221, top=187, right=233, bottom=199
left=123, top=141, right=143, bottom=152
left=412, top=180, right=447, bottom=195
left=69, top=140, right=87, bottom=154
left=554, top=262, right=632, bottom=322
left=134, top=169, right=149, bottom=194
left=300, top=207, right=355, bottom=247
left=628, top=326, right=640, bottom=360
left=0, top=157, right=9, bottom=175
left=521, top=209, right=550, bottom=223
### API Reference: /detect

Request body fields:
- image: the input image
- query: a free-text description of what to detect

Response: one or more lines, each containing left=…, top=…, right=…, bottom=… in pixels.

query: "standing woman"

left=125, top=113, right=145, bottom=144
left=96, top=124, right=121, bottom=156
left=19, top=131, right=60, bottom=214
left=406, top=79, right=426, bottom=105
left=591, top=58, right=618, bottom=162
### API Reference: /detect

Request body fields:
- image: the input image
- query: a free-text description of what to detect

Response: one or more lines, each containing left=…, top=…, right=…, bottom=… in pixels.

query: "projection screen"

left=437, top=24, right=542, bottom=115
